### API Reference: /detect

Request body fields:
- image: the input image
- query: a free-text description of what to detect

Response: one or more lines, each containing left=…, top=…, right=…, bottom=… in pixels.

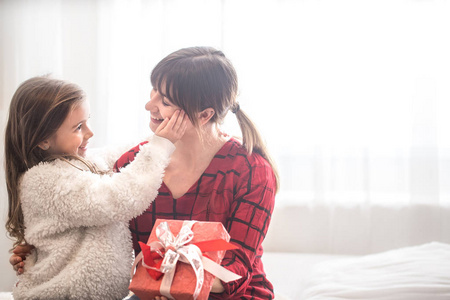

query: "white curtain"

left=1, top=0, right=450, bottom=202
left=1, top=0, right=450, bottom=291
left=2, top=0, right=450, bottom=201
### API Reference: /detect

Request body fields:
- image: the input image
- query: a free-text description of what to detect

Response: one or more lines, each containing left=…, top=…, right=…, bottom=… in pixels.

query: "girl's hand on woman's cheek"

left=155, top=110, right=188, bottom=144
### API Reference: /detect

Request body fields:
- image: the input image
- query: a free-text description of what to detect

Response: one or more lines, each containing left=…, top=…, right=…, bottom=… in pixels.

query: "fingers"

left=154, top=110, right=180, bottom=135
left=218, top=129, right=230, bottom=138
left=10, top=255, right=22, bottom=269
left=16, top=265, right=24, bottom=275
left=10, top=254, right=25, bottom=275
left=13, top=244, right=34, bottom=255
left=165, top=110, right=187, bottom=133
left=155, top=110, right=188, bottom=144
left=170, top=110, right=188, bottom=137
left=10, top=244, right=33, bottom=275
left=156, top=117, right=170, bottom=132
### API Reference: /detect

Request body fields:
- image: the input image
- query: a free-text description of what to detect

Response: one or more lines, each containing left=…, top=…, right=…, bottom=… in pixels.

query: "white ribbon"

left=156, top=221, right=204, bottom=299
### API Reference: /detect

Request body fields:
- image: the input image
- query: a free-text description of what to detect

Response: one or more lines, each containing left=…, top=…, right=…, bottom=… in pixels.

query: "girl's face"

left=146, top=87, right=189, bottom=132
left=47, top=100, right=93, bottom=157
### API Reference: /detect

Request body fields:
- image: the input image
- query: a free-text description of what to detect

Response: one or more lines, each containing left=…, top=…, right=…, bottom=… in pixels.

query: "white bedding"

left=300, top=242, right=450, bottom=300
left=263, top=252, right=357, bottom=299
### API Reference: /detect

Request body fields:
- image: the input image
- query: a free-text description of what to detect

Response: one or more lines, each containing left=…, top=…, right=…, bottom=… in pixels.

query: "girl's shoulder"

left=25, top=159, right=67, bottom=174
left=21, top=159, right=84, bottom=187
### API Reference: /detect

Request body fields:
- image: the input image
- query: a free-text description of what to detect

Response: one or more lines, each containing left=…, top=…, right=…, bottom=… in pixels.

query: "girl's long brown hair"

left=151, top=47, right=280, bottom=191
left=4, top=76, right=93, bottom=247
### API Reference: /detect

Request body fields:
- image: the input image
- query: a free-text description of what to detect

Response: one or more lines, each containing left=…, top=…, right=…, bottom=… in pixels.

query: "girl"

left=4, top=76, right=187, bottom=300
left=117, top=46, right=279, bottom=300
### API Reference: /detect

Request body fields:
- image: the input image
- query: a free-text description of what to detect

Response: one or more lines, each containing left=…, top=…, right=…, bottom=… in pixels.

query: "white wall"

left=1, top=111, right=16, bottom=291
left=264, top=202, right=450, bottom=255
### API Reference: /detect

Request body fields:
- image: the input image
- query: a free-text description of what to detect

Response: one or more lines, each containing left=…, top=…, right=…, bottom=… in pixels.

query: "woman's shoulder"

left=113, top=141, right=149, bottom=171
left=222, top=138, right=277, bottom=196
left=220, top=138, right=272, bottom=168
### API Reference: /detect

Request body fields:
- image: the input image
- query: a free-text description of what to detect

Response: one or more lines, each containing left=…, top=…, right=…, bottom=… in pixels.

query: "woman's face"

left=146, top=87, right=187, bottom=133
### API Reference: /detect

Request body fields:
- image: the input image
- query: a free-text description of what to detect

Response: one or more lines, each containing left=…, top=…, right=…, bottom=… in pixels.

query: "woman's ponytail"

left=233, top=104, right=280, bottom=192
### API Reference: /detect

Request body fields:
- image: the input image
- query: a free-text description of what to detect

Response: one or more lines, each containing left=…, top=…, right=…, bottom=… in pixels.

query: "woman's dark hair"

left=151, top=46, right=279, bottom=191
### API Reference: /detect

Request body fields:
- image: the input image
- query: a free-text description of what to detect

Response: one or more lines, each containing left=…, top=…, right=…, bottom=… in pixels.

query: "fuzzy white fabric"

left=14, top=136, right=175, bottom=300
left=300, top=242, right=450, bottom=300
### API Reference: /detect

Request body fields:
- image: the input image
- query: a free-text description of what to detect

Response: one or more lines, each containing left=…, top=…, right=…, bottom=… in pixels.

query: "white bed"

left=262, top=203, right=450, bottom=300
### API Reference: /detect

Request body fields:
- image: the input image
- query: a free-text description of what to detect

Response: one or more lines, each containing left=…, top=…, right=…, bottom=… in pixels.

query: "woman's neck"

left=169, top=124, right=228, bottom=171
left=162, top=124, right=229, bottom=199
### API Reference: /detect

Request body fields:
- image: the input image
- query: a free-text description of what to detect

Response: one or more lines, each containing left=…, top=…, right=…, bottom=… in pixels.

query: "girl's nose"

left=85, top=124, right=94, bottom=139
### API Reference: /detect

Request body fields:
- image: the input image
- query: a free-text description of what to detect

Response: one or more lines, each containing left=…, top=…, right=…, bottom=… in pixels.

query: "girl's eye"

left=76, top=124, right=82, bottom=131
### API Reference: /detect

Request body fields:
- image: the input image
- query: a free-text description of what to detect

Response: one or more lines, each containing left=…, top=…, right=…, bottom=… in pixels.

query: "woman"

left=11, top=46, right=279, bottom=299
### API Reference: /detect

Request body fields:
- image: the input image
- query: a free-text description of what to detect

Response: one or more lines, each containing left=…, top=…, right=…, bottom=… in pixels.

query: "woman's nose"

left=145, top=99, right=152, bottom=111
left=146, top=91, right=157, bottom=111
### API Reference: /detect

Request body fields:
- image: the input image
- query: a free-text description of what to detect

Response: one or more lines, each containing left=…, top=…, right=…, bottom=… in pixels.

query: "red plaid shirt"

left=114, top=138, right=276, bottom=299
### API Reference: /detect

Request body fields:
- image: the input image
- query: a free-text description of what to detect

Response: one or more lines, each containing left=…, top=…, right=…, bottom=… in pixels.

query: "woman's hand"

left=210, top=277, right=225, bottom=293
left=151, top=277, right=223, bottom=300
left=155, top=110, right=188, bottom=144
left=9, top=244, right=34, bottom=275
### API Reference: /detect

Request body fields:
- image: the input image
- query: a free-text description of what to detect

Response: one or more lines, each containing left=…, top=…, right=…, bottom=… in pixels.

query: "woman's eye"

left=161, top=98, right=170, bottom=106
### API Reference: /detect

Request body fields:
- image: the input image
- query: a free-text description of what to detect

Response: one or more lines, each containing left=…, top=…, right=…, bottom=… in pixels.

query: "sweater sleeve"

left=21, top=135, right=174, bottom=238
left=218, top=155, right=276, bottom=298
left=85, top=142, right=137, bottom=170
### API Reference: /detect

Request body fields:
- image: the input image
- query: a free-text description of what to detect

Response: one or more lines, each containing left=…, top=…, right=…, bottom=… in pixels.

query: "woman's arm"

left=218, top=155, right=276, bottom=297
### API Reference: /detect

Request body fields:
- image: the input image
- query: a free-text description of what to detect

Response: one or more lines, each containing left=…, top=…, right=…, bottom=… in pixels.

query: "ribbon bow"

left=131, top=221, right=241, bottom=300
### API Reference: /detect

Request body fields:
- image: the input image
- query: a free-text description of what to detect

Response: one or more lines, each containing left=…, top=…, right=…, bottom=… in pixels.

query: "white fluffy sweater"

left=13, top=136, right=175, bottom=300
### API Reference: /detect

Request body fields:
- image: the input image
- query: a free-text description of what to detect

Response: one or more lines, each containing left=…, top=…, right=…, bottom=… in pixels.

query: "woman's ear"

left=198, top=108, right=215, bottom=126
left=37, top=140, right=50, bottom=151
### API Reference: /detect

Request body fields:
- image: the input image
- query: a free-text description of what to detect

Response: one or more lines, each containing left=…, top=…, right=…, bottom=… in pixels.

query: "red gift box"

left=129, top=219, right=240, bottom=300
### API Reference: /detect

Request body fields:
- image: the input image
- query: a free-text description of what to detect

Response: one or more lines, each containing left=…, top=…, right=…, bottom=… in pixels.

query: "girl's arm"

left=86, top=110, right=187, bottom=169
left=22, top=136, right=173, bottom=230
left=85, top=142, right=139, bottom=170
left=21, top=111, right=187, bottom=235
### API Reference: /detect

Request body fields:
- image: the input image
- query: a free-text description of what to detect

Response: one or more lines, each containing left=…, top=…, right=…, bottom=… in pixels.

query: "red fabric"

left=114, top=138, right=276, bottom=299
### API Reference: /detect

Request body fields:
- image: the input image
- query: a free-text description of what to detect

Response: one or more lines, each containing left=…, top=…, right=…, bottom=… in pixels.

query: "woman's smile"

left=151, top=115, right=164, bottom=125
